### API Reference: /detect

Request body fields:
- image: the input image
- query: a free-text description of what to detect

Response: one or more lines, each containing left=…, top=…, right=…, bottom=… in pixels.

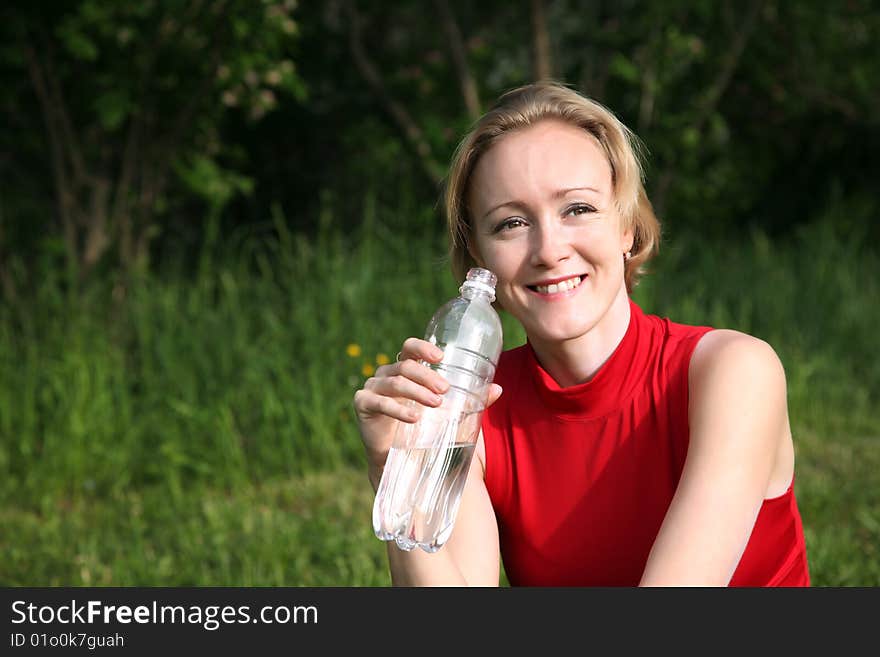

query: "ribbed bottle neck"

left=460, top=282, right=495, bottom=303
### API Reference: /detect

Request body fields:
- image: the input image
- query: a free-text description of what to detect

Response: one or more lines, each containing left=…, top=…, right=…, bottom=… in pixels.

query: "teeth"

left=535, top=276, right=582, bottom=294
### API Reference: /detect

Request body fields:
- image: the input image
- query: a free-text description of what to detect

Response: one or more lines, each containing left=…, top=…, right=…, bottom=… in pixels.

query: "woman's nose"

left=530, top=222, right=571, bottom=268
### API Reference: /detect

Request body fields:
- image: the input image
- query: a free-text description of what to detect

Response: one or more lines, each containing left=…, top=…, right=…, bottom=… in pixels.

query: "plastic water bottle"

left=372, top=267, right=504, bottom=553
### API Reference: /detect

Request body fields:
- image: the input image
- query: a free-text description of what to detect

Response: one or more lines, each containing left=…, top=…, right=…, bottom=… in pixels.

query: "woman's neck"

left=528, top=285, right=632, bottom=388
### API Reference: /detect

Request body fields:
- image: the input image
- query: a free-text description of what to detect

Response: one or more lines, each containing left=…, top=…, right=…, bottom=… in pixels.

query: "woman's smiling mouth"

left=527, top=274, right=585, bottom=296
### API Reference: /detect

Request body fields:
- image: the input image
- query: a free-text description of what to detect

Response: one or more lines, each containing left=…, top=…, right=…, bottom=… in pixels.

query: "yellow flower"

left=375, top=353, right=391, bottom=366
left=362, top=363, right=376, bottom=377
left=346, top=343, right=362, bottom=358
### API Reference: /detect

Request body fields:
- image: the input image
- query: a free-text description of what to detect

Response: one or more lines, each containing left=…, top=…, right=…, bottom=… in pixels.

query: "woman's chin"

left=525, top=318, right=597, bottom=345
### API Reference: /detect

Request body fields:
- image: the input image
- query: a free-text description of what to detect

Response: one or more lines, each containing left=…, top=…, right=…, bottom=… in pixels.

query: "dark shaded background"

left=1, top=0, right=878, bottom=292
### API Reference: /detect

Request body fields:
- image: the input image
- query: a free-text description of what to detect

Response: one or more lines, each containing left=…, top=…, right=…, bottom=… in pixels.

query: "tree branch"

left=654, top=0, right=764, bottom=214
left=24, top=44, right=79, bottom=270
left=693, top=0, right=764, bottom=136
left=345, top=1, right=444, bottom=187
left=637, top=25, right=661, bottom=133
left=0, top=207, right=17, bottom=302
left=530, top=0, right=553, bottom=81
left=637, top=59, right=657, bottom=133
left=110, top=98, right=144, bottom=236
left=82, top=176, right=111, bottom=270
left=36, top=27, right=90, bottom=189
left=433, top=0, right=481, bottom=120
left=159, top=3, right=228, bottom=158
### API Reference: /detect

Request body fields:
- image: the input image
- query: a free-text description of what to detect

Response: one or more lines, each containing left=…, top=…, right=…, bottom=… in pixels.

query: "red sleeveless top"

left=482, top=299, right=810, bottom=586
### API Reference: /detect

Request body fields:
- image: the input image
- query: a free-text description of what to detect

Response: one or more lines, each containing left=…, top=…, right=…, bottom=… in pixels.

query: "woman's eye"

left=495, top=217, right=527, bottom=233
left=566, top=204, right=596, bottom=217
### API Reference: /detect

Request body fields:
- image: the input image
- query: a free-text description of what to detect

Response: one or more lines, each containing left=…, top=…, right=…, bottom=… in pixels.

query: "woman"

left=352, top=81, right=810, bottom=586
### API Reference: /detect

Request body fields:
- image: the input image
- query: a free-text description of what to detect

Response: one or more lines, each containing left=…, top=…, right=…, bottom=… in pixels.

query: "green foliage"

left=1, top=0, right=305, bottom=276
left=175, top=155, right=255, bottom=208
left=4, top=0, right=878, bottom=282
left=609, top=52, right=640, bottom=85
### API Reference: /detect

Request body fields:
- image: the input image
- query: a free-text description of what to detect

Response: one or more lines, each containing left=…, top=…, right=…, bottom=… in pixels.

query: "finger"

left=372, top=359, right=449, bottom=395
left=399, top=358, right=450, bottom=393
left=400, top=337, right=445, bottom=364
left=365, top=373, right=445, bottom=409
left=486, top=383, right=503, bottom=407
left=354, top=389, right=422, bottom=423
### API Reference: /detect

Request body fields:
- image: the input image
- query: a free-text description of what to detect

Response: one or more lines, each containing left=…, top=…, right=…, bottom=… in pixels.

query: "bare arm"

left=639, top=329, right=794, bottom=586
left=354, top=337, right=501, bottom=587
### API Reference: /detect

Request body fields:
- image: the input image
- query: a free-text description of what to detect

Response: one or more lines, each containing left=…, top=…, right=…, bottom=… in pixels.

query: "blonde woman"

left=353, top=82, right=810, bottom=587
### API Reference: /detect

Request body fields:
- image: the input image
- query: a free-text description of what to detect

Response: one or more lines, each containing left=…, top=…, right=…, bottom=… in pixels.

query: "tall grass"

left=0, top=198, right=465, bottom=508
left=0, top=195, right=877, bottom=585
left=638, top=212, right=879, bottom=438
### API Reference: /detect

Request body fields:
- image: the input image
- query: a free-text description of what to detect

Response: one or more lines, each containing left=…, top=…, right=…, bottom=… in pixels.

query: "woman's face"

left=467, top=119, right=633, bottom=346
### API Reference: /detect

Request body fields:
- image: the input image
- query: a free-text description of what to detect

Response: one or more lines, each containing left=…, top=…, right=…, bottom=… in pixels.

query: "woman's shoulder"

left=640, top=304, right=780, bottom=377
left=691, top=329, right=783, bottom=372
left=689, top=329, right=787, bottom=401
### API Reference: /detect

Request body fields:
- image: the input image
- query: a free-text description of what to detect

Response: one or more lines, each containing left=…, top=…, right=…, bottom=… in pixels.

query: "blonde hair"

left=443, top=81, right=660, bottom=293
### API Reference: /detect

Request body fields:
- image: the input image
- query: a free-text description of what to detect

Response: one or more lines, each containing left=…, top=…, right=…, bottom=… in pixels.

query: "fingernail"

left=432, top=346, right=444, bottom=359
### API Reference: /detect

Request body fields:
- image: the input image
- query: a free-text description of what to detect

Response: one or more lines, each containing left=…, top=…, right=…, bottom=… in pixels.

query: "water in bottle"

left=372, top=267, right=504, bottom=553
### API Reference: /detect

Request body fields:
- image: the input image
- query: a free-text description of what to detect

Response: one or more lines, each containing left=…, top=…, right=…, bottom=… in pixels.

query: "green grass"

left=0, top=428, right=875, bottom=586
left=0, top=467, right=391, bottom=586
left=0, top=196, right=877, bottom=585
left=796, top=432, right=880, bottom=585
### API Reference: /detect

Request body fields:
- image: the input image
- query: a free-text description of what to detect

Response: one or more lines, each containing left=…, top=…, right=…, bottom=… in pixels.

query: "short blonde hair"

left=443, top=81, right=660, bottom=293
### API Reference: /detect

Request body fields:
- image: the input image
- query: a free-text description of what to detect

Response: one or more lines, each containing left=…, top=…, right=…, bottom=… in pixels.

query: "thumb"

left=486, top=383, right=503, bottom=407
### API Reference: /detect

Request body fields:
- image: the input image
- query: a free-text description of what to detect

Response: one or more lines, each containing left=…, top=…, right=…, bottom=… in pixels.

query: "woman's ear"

left=621, top=226, right=635, bottom=255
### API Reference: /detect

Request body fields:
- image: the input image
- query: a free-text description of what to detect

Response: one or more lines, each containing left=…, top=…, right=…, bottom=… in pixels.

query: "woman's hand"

left=352, top=337, right=502, bottom=488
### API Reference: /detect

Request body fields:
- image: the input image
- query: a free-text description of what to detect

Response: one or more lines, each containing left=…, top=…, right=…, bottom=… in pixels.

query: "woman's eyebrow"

left=554, top=186, right=601, bottom=198
left=481, top=200, right=528, bottom=220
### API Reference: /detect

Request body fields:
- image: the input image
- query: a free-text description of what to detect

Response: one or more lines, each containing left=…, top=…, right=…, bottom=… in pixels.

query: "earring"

left=624, top=251, right=632, bottom=261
